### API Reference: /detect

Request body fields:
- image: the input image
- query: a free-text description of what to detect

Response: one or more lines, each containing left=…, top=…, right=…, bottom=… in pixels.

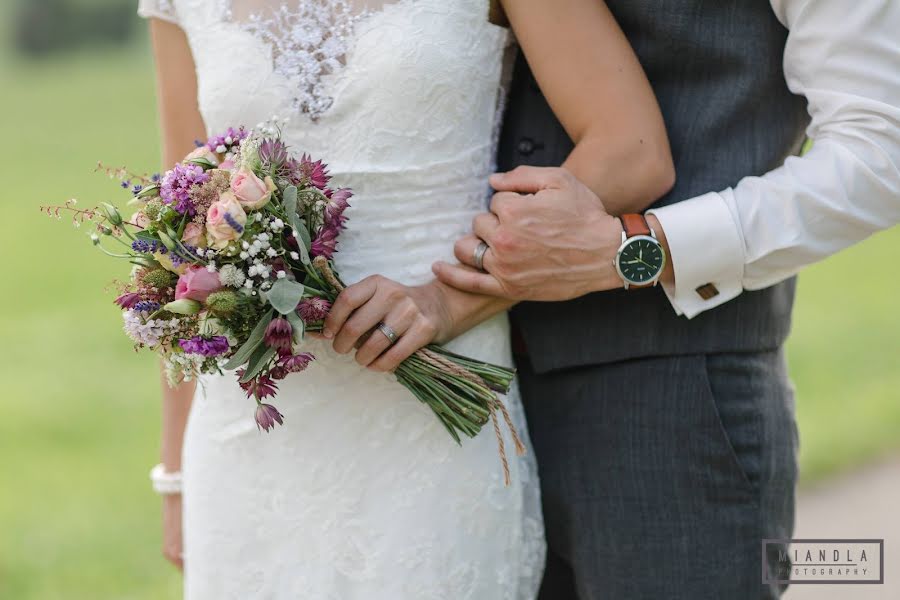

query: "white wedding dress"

left=138, top=1, right=545, bottom=598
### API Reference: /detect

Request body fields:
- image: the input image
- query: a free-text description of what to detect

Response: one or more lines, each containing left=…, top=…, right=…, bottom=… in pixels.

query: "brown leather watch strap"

left=620, top=213, right=651, bottom=238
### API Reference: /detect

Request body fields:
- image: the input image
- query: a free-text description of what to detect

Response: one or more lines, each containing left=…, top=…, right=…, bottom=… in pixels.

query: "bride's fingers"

left=353, top=303, right=416, bottom=367
left=368, top=318, right=435, bottom=373
left=323, top=276, right=379, bottom=339
left=431, top=261, right=507, bottom=297
left=331, top=289, right=391, bottom=354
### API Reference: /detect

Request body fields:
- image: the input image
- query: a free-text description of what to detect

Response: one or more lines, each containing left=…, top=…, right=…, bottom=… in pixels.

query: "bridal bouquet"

left=44, top=124, right=524, bottom=479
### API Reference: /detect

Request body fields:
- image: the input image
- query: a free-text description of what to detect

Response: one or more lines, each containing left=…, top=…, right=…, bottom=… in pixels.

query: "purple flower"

left=254, top=402, right=284, bottom=432
left=264, top=317, right=293, bottom=354
left=296, top=297, right=331, bottom=323
left=278, top=352, right=315, bottom=374
left=179, top=335, right=230, bottom=357
left=224, top=212, right=244, bottom=233
left=237, top=370, right=279, bottom=401
left=259, top=138, right=288, bottom=170
left=160, top=163, right=209, bottom=216
left=133, top=300, right=161, bottom=313
left=131, top=238, right=162, bottom=254
left=114, top=292, right=141, bottom=309
left=310, top=226, right=339, bottom=259
left=324, top=188, right=352, bottom=229
left=206, top=127, right=248, bottom=153
left=298, top=154, right=329, bottom=189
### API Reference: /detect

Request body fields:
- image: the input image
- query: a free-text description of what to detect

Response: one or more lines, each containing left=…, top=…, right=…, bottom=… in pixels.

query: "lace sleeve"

left=137, top=0, right=179, bottom=26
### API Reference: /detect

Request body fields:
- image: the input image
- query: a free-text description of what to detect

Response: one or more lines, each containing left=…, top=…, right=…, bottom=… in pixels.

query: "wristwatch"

left=614, top=214, right=666, bottom=289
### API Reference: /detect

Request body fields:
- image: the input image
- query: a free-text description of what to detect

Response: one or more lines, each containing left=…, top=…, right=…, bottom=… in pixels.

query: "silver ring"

left=473, top=240, right=490, bottom=271
left=375, top=322, right=399, bottom=345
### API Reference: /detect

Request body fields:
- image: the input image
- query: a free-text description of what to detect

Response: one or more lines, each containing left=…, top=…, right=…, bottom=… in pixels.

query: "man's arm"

left=648, top=0, right=900, bottom=317
left=434, top=0, right=900, bottom=311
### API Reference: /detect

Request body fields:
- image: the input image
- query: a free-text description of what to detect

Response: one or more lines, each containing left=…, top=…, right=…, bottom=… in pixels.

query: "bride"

left=138, top=0, right=673, bottom=597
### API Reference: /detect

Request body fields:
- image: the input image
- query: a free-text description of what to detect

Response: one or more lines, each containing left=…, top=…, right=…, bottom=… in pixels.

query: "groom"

left=433, top=0, right=900, bottom=598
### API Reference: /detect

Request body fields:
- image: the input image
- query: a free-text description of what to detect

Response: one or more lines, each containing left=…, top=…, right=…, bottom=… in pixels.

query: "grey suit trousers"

left=518, top=349, right=799, bottom=599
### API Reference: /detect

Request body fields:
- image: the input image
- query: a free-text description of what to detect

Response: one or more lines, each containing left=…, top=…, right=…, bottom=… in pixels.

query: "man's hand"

left=432, top=166, right=627, bottom=301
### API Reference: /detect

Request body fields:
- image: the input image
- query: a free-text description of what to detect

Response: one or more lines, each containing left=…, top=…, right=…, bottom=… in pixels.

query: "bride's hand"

left=323, top=276, right=453, bottom=371
left=162, top=493, right=184, bottom=570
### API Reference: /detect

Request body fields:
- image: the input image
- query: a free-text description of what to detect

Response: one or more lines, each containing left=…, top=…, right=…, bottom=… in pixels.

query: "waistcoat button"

left=517, top=138, right=536, bottom=156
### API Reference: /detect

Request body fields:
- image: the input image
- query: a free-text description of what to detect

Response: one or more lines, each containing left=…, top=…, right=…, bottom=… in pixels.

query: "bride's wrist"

left=418, top=281, right=457, bottom=344
left=150, top=463, right=183, bottom=495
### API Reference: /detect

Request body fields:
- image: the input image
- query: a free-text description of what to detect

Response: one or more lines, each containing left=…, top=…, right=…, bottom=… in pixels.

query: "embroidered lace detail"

left=241, top=2, right=374, bottom=120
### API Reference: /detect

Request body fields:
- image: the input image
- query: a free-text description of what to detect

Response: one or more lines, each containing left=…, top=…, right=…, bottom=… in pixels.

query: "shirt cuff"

left=646, top=191, right=745, bottom=319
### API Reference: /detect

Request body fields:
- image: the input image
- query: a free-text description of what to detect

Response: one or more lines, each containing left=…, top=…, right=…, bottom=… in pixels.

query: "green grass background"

left=1, top=25, right=898, bottom=600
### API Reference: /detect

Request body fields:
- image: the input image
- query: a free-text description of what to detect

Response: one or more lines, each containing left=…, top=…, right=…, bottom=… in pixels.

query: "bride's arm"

left=147, top=17, right=207, bottom=569
left=328, top=2, right=674, bottom=366
left=502, top=0, right=675, bottom=214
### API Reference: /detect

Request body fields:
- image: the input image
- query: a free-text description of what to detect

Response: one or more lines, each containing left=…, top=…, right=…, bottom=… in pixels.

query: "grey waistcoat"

left=497, top=0, right=810, bottom=373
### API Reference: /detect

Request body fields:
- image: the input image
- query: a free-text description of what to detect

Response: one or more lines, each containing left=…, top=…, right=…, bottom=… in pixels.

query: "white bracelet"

left=150, top=463, right=183, bottom=495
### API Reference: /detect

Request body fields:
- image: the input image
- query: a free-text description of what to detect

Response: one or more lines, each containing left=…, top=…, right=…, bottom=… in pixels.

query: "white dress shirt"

left=647, top=0, right=900, bottom=318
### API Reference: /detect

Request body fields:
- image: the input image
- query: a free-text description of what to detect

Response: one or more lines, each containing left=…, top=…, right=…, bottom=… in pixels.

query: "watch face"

left=616, top=236, right=665, bottom=285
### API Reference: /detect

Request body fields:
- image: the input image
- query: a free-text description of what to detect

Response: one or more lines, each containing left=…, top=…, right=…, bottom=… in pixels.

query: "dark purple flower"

left=264, top=317, right=293, bottom=354
left=298, top=154, right=329, bottom=189
left=310, top=226, right=339, bottom=259
left=278, top=352, right=315, bottom=374
left=131, top=238, right=162, bottom=254
left=224, top=212, right=244, bottom=233
left=114, top=292, right=141, bottom=309
left=179, top=335, right=230, bottom=357
left=133, top=300, right=161, bottom=313
left=324, top=188, right=352, bottom=229
left=237, top=370, right=279, bottom=401
left=254, top=402, right=284, bottom=432
left=160, top=163, right=209, bottom=216
left=296, top=297, right=331, bottom=323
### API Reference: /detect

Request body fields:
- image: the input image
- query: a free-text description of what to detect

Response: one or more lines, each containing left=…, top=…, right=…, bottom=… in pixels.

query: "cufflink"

left=695, top=283, right=720, bottom=300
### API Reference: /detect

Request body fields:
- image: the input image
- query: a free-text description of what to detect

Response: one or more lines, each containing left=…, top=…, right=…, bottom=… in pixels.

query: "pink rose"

left=181, top=222, right=207, bottom=248
left=184, top=146, right=219, bottom=165
left=205, top=191, right=247, bottom=249
left=175, top=265, right=222, bottom=302
left=218, top=159, right=236, bottom=171
left=231, top=167, right=276, bottom=210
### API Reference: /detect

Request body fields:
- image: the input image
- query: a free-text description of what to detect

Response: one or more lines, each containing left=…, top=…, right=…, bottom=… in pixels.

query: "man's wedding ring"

left=375, top=322, right=399, bottom=345
left=473, top=240, right=490, bottom=271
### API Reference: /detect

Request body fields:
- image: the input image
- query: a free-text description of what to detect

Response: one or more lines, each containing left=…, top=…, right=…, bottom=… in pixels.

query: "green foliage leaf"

left=239, top=344, right=278, bottom=383
left=265, top=278, right=306, bottom=315
left=286, top=311, right=305, bottom=343
left=136, top=183, right=160, bottom=199
left=283, top=185, right=311, bottom=265
left=223, top=309, right=273, bottom=370
left=185, top=156, right=217, bottom=170
left=129, top=258, right=160, bottom=269
left=283, top=185, right=297, bottom=215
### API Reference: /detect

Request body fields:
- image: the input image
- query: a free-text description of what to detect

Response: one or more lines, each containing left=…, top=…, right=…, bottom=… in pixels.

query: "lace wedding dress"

left=137, top=1, right=545, bottom=598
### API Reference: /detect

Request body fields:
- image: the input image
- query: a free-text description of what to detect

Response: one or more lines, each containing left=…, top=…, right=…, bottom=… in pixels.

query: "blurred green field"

left=0, top=30, right=898, bottom=600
